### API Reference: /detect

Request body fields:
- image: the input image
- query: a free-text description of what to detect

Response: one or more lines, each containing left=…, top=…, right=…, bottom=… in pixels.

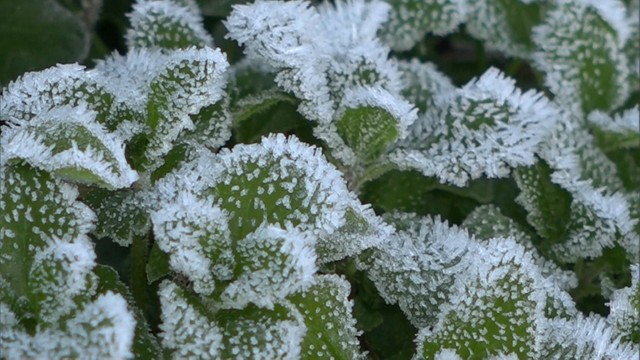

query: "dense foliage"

left=1, top=0, right=638, bottom=359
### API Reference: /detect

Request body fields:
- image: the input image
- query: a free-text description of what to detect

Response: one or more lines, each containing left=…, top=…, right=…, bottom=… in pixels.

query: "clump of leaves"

left=1, top=0, right=638, bottom=359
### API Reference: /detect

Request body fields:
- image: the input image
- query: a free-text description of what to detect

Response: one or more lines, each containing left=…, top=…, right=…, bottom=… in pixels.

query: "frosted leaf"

left=380, top=0, right=467, bottom=51
left=158, top=281, right=223, bottom=359
left=126, top=0, right=213, bottom=50
left=0, top=163, right=95, bottom=303
left=357, top=214, right=476, bottom=328
left=463, top=204, right=578, bottom=292
left=588, top=106, right=640, bottom=152
left=607, top=264, right=640, bottom=344
left=466, top=0, right=544, bottom=58
left=227, top=58, right=297, bottom=124
left=523, top=112, right=638, bottom=261
left=0, top=64, right=114, bottom=127
left=335, top=86, right=417, bottom=164
left=532, top=0, right=631, bottom=112
left=390, top=67, right=556, bottom=186
left=624, top=192, right=640, bottom=262
left=206, top=134, right=354, bottom=240
left=84, top=189, right=150, bottom=247
left=538, top=314, right=639, bottom=359
left=226, top=0, right=403, bottom=122
left=624, top=0, right=640, bottom=92
left=93, top=265, right=163, bottom=359
left=415, top=238, right=548, bottom=359
left=220, top=226, right=316, bottom=309
left=317, top=204, right=392, bottom=264
left=397, top=59, right=455, bottom=114
left=177, top=95, right=233, bottom=153
left=29, top=241, right=98, bottom=325
left=143, top=47, right=229, bottom=170
left=225, top=0, right=333, bottom=121
left=2, top=292, right=136, bottom=360
left=151, top=192, right=233, bottom=296
left=288, top=275, right=365, bottom=360
left=1, top=105, right=138, bottom=189
left=218, top=302, right=305, bottom=360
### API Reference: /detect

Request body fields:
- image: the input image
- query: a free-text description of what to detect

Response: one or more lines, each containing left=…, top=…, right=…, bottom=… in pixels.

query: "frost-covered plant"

left=1, top=0, right=638, bottom=358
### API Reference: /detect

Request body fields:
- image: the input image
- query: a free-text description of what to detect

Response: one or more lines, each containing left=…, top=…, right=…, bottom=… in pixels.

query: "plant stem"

left=131, top=233, right=149, bottom=312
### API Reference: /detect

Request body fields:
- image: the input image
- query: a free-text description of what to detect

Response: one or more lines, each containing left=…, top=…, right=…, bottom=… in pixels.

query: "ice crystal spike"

left=463, top=204, right=578, bottom=292
left=143, top=47, right=229, bottom=170
left=538, top=314, right=639, bottom=359
left=220, top=226, right=316, bottom=309
left=380, top=0, right=467, bottom=51
left=607, top=264, right=640, bottom=344
left=532, top=0, right=631, bottom=113
left=158, top=281, right=224, bottom=359
left=2, top=292, right=136, bottom=360
left=0, top=163, right=96, bottom=302
left=1, top=105, right=139, bottom=189
left=465, top=0, right=544, bottom=58
left=415, top=237, right=550, bottom=359
left=390, top=67, right=557, bottom=186
left=152, top=191, right=233, bottom=296
left=357, top=214, right=477, bottom=328
left=126, top=0, right=213, bottom=50
left=288, top=275, right=365, bottom=359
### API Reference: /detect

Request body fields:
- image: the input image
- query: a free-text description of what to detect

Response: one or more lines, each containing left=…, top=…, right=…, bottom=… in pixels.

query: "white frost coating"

left=538, top=314, right=639, bottom=359
left=151, top=191, right=232, bottom=295
left=66, top=292, right=136, bottom=360
left=357, top=214, right=477, bottom=328
left=588, top=106, right=640, bottom=137
left=416, top=237, right=551, bottom=359
left=220, top=226, right=317, bottom=309
left=158, top=281, right=223, bottom=359
left=144, top=47, right=229, bottom=167
left=126, top=0, right=214, bottom=49
left=534, top=111, right=637, bottom=261
left=0, top=105, right=139, bottom=189
left=225, top=0, right=333, bottom=121
left=0, top=64, right=99, bottom=126
left=2, top=292, right=136, bottom=359
left=391, top=67, right=557, bottom=186
left=226, top=0, right=403, bottom=122
left=213, top=134, right=354, bottom=238
left=434, top=348, right=463, bottom=360
left=532, top=0, right=630, bottom=111
left=381, top=0, right=467, bottom=51
left=29, top=239, right=98, bottom=323
left=462, top=204, right=578, bottom=292
left=607, top=264, right=639, bottom=343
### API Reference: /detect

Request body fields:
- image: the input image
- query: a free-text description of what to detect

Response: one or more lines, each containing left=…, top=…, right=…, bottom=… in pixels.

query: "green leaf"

left=533, top=1, right=631, bottom=112
left=0, top=163, right=95, bottom=302
left=2, top=106, right=138, bottom=189
left=466, top=0, right=545, bottom=57
left=94, top=265, right=163, bottom=360
left=84, top=188, right=150, bottom=246
left=197, top=0, right=250, bottom=17
left=126, top=0, right=213, bottom=50
left=217, top=302, right=305, bottom=359
left=513, top=160, right=572, bottom=250
left=336, top=106, right=399, bottom=164
left=289, top=275, right=364, bottom=360
left=146, top=242, right=171, bottom=284
left=0, top=0, right=89, bottom=85
left=380, top=0, right=466, bottom=51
